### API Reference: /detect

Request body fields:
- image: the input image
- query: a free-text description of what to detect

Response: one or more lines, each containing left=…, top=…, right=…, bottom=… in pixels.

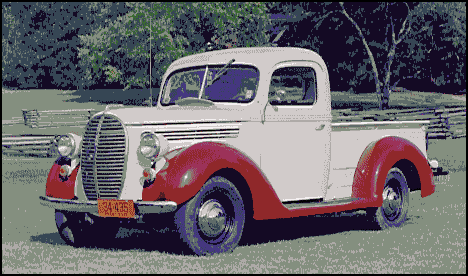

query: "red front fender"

left=46, top=162, right=79, bottom=200
left=352, top=136, right=435, bottom=206
left=142, top=142, right=289, bottom=219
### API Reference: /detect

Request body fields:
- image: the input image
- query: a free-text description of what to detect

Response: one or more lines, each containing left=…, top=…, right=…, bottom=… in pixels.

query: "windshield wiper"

left=175, top=97, right=215, bottom=107
left=206, top=58, right=235, bottom=87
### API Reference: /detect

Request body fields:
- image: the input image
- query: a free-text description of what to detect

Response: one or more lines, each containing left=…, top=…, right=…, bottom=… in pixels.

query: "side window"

left=268, top=67, right=317, bottom=105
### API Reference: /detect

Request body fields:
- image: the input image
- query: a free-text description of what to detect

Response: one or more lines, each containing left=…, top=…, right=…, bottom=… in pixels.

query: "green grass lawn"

left=2, top=138, right=465, bottom=273
left=2, top=88, right=106, bottom=120
left=427, top=137, right=466, bottom=172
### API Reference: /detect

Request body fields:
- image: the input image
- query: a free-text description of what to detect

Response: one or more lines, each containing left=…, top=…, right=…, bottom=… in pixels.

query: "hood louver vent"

left=154, top=126, right=240, bottom=141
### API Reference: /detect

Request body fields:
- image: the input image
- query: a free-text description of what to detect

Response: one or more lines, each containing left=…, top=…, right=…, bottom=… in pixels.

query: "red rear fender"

left=352, top=136, right=435, bottom=206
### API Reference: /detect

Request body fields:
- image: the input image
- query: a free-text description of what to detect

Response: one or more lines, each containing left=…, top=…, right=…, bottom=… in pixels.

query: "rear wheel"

left=174, top=176, right=246, bottom=256
left=367, top=167, right=410, bottom=229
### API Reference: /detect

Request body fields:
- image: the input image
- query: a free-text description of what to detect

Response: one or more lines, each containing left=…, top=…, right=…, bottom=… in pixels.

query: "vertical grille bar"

left=93, top=116, right=104, bottom=199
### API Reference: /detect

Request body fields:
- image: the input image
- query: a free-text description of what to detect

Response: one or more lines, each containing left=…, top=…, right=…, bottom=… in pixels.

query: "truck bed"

left=324, top=120, right=428, bottom=201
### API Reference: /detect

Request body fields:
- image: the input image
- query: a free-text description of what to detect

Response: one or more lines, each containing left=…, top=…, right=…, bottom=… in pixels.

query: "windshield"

left=161, top=64, right=259, bottom=106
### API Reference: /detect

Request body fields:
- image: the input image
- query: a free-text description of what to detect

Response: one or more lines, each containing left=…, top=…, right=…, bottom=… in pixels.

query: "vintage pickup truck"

left=39, top=47, right=441, bottom=256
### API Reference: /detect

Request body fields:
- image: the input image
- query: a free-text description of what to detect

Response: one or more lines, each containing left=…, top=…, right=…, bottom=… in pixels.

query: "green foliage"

left=2, top=2, right=131, bottom=89
left=78, top=2, right=272, bottom=90
left=402, top=2, right=466, bottom=86
left=273, top=2, right=466, bottom=95
left=3, top=2, right=464, bottom=95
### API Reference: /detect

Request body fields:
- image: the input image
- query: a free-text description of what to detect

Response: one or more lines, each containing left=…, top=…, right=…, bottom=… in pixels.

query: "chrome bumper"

left=432, top=167, right=449, bottom=176
left=39, top=196, right=177, bottom=214
left=429, top=159, right=448, bottom=176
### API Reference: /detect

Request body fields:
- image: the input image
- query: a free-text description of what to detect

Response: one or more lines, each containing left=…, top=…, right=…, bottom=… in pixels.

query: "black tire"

left=174, top=176, right=246, bottom=256
left=367, top=167, right=410, bottom=229
left=55, top=210, right=95, bottom=247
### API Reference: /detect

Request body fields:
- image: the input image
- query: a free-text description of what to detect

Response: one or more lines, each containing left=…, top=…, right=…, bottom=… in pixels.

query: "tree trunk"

left=381, top=45, right=397, bottom=110
left=339, top=3, right=383, bottom=110
left=381, top=86, right=390, bottom=110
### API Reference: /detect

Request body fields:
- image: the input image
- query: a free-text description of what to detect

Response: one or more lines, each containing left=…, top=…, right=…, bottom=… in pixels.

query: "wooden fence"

left=22, top=108, right=99, bottom=128
left=2, top=134, right=59, bottom=157
left=332, top=106, right=466, bottom=139
left=2, top=108, right=99, bottom=157
left=2, top=106, right=466, bottom=157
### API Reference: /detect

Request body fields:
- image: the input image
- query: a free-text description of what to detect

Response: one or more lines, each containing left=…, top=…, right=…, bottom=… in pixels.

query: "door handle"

left=315, top=124, right=325, bottom=131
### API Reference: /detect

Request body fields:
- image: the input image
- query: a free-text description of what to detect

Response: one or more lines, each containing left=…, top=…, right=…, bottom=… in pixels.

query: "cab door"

left=261, top=61, right=332, bottom=202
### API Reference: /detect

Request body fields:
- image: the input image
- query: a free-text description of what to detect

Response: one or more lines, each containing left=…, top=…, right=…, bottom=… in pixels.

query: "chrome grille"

left=81, top=114, right=126, bottom=200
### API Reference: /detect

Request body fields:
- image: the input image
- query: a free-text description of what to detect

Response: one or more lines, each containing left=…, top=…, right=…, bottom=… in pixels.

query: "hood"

left=102, top=104, right=261, bottom=125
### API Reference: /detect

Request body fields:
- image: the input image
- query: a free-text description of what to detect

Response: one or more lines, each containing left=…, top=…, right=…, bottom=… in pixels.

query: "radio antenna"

left=149, top=3, right=152, bottom=107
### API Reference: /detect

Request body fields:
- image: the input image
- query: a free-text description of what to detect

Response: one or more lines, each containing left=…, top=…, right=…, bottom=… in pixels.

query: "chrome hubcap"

left=382, top=185, right=402, bottom=220
left=198, top=199, right=228, bottom=238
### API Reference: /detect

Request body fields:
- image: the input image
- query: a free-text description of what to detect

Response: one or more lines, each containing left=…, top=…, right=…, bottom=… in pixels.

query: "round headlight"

left=58, top=135, right=75, bottom=157
left=140, top=133, right=160, bottom=158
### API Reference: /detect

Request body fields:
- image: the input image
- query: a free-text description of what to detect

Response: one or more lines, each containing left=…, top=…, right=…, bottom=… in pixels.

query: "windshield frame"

left=198, top=66, right=209, bottom=99
left=159, top=63, right=260, bottom=107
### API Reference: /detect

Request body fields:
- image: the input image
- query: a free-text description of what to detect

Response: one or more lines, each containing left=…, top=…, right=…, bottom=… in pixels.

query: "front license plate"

left=98, top=199, right=135, bottom=218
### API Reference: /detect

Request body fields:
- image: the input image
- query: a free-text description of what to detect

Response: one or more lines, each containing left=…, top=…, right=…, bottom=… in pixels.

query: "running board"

left=283, top=197, right=361, bottom=210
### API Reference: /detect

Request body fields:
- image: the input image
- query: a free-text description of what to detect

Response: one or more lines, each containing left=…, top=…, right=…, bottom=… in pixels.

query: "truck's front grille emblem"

left=81, top=114, right=126, bottom=200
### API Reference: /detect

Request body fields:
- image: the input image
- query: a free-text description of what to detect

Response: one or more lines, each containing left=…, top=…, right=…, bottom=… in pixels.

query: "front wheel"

left=367, top=167, right=410, bottom=229
left=55, top=210, right=101, bottom=247
left=174, top=176, right=246, bottom=256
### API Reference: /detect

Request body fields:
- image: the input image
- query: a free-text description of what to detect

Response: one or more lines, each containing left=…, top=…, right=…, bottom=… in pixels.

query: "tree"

left=78, top=2, right=272, bottom=91
left=2, top=3, right=18, bottom=88
left=280, top=3, right=466, bottom=109
left=423, top=2, right=465, bottom=89
left=2, top=2, right=132, bottom=89
left=339, top=2, right=419, bottom=110
left=272, top=3, right=466, bottom=109
left=390, top=2, right=466, bottom=93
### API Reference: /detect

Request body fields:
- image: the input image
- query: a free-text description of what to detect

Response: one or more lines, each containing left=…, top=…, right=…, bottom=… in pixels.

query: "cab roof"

left=165, top=47, right=327, bottom=75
